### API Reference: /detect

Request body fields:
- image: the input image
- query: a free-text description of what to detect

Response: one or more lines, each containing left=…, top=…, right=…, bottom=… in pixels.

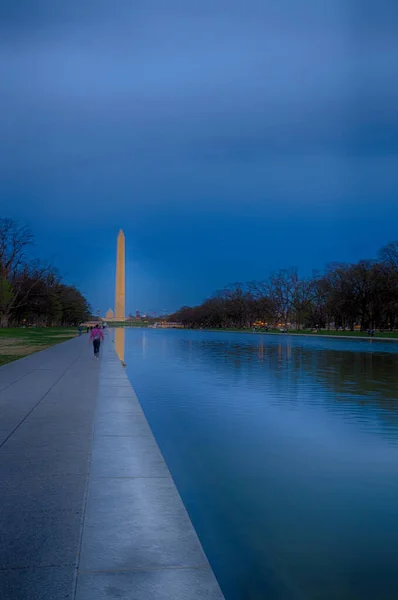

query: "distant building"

left=106, top=308, right=114, bottom=320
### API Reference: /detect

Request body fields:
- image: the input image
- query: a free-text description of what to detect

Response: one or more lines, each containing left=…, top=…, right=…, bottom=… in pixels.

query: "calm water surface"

left=124, top=329, right=398, bottom=600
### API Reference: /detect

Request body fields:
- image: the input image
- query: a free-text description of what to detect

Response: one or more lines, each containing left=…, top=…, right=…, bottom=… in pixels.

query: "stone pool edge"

left=74, top=337, right=225, bottom=599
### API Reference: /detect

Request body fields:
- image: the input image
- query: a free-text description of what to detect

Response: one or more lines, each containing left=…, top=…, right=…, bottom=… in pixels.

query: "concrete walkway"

left=0, top=334, right=224, bottom=599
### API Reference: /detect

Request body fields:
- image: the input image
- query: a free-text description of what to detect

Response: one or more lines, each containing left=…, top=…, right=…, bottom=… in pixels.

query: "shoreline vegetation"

left=168, top=240, right=398, bottom=335
left=0, top=218, right=91, bottom=366
left=206, top=328, right=398, bottom=341
left=108, top=323, right=398, bottom=341
left=0, top=219, right=91, bottom=329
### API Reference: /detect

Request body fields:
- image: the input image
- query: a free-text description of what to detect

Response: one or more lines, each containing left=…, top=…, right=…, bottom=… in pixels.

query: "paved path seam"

left=0, top=351, right=84, bottom=450
left=0, top=368, right=33, bottom=393
left=0, top=335, right=100, bottom=600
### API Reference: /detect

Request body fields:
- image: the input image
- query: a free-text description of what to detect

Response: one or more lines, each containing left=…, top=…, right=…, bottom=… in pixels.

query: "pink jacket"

left=90, top=327, right=104, bottom=341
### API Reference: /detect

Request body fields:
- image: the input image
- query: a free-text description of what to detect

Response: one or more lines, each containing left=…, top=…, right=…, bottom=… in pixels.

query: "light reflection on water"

left=125, top=329, right=398, bottom=600
left=114, top=327, right=125, bottom=363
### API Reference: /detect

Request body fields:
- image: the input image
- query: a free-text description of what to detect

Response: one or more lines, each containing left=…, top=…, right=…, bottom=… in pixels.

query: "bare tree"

left=379, top=241, right=398, bottom=271
left=170, top=240, right=398, bottom=333
left=0, top=219, right=91, bottom=327
left=268, top=269, right=296, bottom=327
left=247, top=280, right=276, bottom=325
left=0, top=218, right=34, bottom=280
left=1, top=260, right=53, bottom=327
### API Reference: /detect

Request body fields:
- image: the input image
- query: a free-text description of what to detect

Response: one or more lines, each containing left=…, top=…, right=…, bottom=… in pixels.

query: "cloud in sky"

left=1, top=0, right=397, bottom=312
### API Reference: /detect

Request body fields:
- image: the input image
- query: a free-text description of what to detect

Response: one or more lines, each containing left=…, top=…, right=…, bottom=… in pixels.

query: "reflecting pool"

left=123, top=329, right=398, bottom=600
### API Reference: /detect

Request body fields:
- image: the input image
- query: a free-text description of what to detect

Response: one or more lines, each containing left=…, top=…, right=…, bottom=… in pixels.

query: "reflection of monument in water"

left=115, top=229, right=125, bottom=364
left=115, top=327, right=125, bottom=364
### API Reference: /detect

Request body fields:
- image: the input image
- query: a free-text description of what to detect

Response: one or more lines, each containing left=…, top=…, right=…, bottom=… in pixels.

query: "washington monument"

left=115, top=229, right=125, bottom=321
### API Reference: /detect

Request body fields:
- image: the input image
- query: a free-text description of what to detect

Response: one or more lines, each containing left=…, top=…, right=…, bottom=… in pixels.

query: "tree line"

left=168, top=241, right=398, bottom=331
left=0, top=218, right=91, bottom=327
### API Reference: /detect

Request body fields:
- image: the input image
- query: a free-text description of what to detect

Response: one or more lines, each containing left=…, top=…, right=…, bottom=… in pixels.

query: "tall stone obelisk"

left=115, top=229, right=125, bottom=321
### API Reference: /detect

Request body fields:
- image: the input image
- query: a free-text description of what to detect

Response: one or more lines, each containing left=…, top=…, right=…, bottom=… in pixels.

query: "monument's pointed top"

left=118, top=228, right=124, bottom=236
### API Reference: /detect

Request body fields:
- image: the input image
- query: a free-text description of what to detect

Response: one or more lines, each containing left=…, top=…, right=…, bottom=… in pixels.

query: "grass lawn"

left=0, top=327, right=78, bottom=367
left=207, top=328, right=398, bottom=339
left=285, top=329, right=398, bottom=339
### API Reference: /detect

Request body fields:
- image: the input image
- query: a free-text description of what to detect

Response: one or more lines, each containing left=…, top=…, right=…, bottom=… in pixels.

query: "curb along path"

left=75, top=334, right=225, bottom=598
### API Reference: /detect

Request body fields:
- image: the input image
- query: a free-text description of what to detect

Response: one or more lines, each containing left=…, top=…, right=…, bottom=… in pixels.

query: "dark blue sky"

left=1, top=1, right=397, bottom=315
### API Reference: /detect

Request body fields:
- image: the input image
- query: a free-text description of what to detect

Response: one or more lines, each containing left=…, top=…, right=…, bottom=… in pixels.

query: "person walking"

left=89, top=324, right=104, bottom=359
